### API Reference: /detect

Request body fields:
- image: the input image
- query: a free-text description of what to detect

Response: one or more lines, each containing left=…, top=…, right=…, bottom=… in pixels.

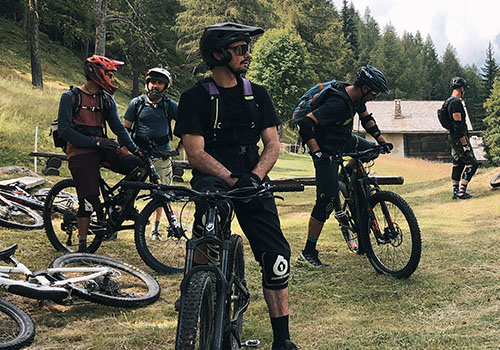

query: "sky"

left=331, top=0, right=500, bottom=67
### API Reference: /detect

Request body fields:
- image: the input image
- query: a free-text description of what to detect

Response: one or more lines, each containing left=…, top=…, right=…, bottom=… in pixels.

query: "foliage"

left=247, top=27, right=315, bottom=122
left=275, top=0, right=352, bottom=81
left=482, top=79, right=500, bottom=164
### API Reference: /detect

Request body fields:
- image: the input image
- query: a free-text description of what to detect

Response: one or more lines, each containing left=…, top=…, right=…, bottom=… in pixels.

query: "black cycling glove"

left=310, top=150, right=332, bottom=164
left=379, top=142, right=394, bottom=154
left=233, top=173, right=264, bottom=213
left=96, top=138, right=119, bottom=150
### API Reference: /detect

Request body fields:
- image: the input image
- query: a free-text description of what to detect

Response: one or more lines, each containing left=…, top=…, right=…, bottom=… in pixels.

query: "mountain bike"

left=122, top=181, right=304, bottom=349
left=0, top=243, right=160, bottom=308
left=336, top=145, right=421, bottom=278
left=0, top=183, right=50, bottom=230
left=43, top=145, right=186, bottom=255
left=0, top=297, right=35, bottom=350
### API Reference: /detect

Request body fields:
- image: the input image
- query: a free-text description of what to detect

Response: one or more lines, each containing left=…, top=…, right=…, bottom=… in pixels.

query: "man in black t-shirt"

left=175, top=23, right=297, bottom=350
left=446, top=77, right=479, bottom=199
left=296, top=65, right=393, bottom=267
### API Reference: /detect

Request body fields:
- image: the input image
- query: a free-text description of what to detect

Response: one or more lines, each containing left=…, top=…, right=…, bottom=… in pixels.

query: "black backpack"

left=437, top=97, right=454, bottom=131
left=51, top=87, right=110, bottom=151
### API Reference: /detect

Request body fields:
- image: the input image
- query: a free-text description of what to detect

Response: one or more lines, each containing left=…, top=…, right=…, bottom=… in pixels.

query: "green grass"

left=2, top=155, right=500, bottom=349
left=3, top=16, right=500, bottom=350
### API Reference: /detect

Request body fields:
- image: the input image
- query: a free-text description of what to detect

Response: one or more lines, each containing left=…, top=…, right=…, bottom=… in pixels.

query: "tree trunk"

left=132, top=70, right=140, bottom=97
left=27, top=0, right=43, bottom=89
left=94, top=0, right=108, bottom=56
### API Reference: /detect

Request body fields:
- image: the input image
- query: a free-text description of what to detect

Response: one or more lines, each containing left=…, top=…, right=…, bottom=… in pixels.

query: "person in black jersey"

left=174, top=23, right=297, bottom=350
left=447, top=77, right=479, bottom=199
left=296, top=65, right=393, bottom=267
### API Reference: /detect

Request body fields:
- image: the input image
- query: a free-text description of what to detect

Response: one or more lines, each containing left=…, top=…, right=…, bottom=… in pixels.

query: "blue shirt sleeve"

left=167, top=99, right=178, bottom=121
left=123, top=97, right=139, bottom=123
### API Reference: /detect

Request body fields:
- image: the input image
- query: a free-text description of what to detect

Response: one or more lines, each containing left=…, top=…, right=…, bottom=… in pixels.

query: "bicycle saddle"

left=0, top=244, right=18, bottom=261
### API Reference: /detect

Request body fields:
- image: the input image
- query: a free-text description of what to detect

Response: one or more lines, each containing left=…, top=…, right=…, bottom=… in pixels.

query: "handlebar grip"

left=272, top=184, right=304, bottom=192
left=120, top=181, right=158, bottom=190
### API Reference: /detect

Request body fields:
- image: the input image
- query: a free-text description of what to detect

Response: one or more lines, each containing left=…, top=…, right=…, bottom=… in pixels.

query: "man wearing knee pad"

left=446, top=77, right=480, bottom=200
left=296, top=65, right=392, bottom=267
left=174, top=23, right=296, bottom=350
left=57, top=55, right=142, bottom=252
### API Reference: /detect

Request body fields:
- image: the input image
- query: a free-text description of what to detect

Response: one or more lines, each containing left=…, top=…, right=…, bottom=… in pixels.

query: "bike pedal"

left=242, top=339, right=260, bottom=348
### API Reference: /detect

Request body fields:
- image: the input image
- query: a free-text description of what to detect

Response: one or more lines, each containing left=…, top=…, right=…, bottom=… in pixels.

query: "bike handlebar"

left=338, top=144, right=388, bottom=161
left=121, top=181, right=304, bottom=200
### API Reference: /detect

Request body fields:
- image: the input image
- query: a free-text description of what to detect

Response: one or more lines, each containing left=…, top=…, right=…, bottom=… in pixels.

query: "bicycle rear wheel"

left=222, top=234, right=246, bottom=350
left=49, top=253, right=160, bottom=308
left=0, top=199, right=43, bottom=230
left=175, top=271, right=214, bottom=350
left=360, top=190, right=421, bottom=278
left=134, top=197, right=193, bottom=273
left=43, top=179, right=102, bottom=253
left=490, top=172, right=500, bottom=188
left=0, top=298, right=35, bottom=350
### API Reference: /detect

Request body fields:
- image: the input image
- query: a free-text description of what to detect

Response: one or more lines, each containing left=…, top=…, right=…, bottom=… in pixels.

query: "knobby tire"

left=43, top=179, right=102, bottom=253
left=360, top=190, right=421, bottom=278
left=134, top=197, right=191, bottom=274
left=0, top=201, right=43, bottom=230
left=175, top=271, right=214, bottom=350
left=222, top=234, right=245, bottom=350
left=0, top=298, right=35, bottom=350
left=49, top=253, right=160, bottom=308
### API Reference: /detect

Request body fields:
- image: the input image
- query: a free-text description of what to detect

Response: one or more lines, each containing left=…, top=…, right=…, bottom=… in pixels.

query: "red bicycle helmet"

left=84, top=55, right=124, bottom=94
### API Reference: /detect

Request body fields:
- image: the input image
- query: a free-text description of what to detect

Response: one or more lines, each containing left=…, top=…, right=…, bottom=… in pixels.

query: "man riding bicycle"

left=174, top=22, right=297, bottom=350
left=57, top=55, right=142, bottom=253
left=123, top=67, right=182, bottom=241
left=296, top=65, right=393, bottom=267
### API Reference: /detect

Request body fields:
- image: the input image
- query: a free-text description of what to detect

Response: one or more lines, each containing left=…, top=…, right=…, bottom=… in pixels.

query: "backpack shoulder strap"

left=200, top=78, right=221, bottom=131
left=135, top=94, right=147, bottom=118
left=69, top=86, right=81, bottom=115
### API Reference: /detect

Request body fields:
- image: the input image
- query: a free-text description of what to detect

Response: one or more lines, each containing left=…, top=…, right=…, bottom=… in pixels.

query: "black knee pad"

left=463, top=163, right=479, bottom=181
left=452, top=162, right=465, bottom=182
left=192, top=199, right=232, bottom=238
left=311, top=197, right=335, bottom=223
left=260, top=252, right=290, bottom=290
left=77, top=195, right=100, bottom=218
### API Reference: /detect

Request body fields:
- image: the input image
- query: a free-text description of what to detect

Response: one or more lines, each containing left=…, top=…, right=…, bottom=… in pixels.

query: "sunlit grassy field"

left=2, top=152, right=500, bottom=349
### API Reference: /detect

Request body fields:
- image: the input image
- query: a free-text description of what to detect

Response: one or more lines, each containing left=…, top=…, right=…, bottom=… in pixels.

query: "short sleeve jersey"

left=174, top=78, right=280, bottom=145
left=311, top=82, right=367, bottom=151
left=447, top=97, right=468, bottom=137
left=123, top=96, right=177, bottom=151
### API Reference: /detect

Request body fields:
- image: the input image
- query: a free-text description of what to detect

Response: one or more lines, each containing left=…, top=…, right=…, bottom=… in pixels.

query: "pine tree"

left=480, top=41, right=499, bottom=100
left=482, top=79, right=500, bottom=163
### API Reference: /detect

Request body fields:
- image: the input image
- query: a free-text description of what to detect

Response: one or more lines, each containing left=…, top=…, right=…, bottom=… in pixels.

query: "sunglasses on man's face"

left=368, top=89, right=380, bottom=99
left=227, top=44, right=250, bottom=56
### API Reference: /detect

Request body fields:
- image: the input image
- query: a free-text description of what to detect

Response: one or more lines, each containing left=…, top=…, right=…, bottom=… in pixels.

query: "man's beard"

left=147, top=90, right=163, bottom=101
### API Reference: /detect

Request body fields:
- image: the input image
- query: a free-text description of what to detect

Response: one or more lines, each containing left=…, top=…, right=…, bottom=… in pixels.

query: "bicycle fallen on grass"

left=0, top=243, right=160, bottom=349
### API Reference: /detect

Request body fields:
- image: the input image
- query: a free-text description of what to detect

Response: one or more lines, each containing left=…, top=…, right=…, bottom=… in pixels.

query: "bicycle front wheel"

left=360, top=191, right=421, bottom=278
left=49, top=253, right=160, bottom=308
left=134, top=197, right=193, bottom=273
left=43, top=179, right=102, bottom=253
left=175, top=271, right=214, bottom=350
left=0, top=298, right=35, bottom=350
left=223, top=234, right=246, bottom=350
left=0, top=200, right=43, bottom=230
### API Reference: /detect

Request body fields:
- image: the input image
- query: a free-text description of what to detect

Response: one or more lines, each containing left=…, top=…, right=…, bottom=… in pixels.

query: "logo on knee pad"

left=273, top=255, right=288, bottom=277
left=261, top=252, right=290, bottom=290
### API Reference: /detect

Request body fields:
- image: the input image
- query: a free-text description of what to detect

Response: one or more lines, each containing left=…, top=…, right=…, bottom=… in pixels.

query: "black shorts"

left=191, top=175, right=291, bottom=262
left=69, top=148, right=141, bottom=200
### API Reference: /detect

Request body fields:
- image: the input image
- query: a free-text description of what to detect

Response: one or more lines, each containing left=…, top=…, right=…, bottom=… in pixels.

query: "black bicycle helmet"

left=200, top=22, right=264, bottom=68
left=450, top=77, right=468, bottom=90
left=354, top=65, right=390, bottom=94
